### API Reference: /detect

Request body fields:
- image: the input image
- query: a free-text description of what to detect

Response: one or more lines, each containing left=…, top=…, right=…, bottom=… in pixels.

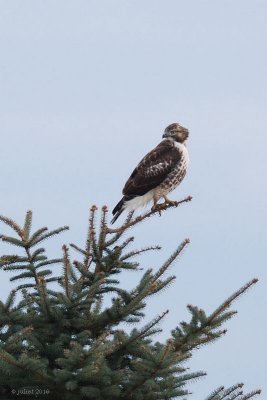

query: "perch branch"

left=106, top=195, right=192, bottom=235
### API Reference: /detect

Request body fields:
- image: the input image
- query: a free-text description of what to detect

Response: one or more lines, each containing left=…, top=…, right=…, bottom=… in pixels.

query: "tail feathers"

left=111, top=198, right=125, bottom=224
left=111, top=209, right=124, bottom=224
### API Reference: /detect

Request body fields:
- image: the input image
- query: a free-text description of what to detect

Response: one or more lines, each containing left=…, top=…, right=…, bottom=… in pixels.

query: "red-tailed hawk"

left=111, top=123, right=189, bottom=224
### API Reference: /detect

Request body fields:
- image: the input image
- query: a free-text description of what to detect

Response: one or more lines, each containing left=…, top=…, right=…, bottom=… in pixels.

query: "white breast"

left=174, top=142, right=189, bottom=167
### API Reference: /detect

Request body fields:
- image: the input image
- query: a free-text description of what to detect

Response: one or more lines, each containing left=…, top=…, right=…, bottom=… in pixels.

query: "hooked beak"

left=162, top=133, right=167, bottom=138
left=184, top=129, right=189, bottom=139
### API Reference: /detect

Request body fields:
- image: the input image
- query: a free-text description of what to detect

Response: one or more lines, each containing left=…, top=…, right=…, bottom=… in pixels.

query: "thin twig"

left=106, top=196, right=192, bottom=235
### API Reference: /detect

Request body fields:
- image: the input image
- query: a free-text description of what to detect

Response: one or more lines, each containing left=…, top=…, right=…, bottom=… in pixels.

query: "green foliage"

left=0, top=205, right=261, bottom=399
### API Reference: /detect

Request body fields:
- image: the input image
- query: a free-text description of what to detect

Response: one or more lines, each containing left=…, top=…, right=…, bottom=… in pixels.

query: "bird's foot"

left=151, top=198, right=178, bottom=215
left=163, top=198, right=178, bottom=207
left=151, top=203, right=163, bottom=215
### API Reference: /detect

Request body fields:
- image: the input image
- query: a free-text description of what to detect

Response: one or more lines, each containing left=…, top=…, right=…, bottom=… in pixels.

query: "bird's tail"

left=111, top=198, right=125, bottom=224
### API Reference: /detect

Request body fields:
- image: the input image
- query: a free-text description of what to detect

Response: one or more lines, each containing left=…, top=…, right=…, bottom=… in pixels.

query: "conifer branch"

left=70, top=243, right=91, bottom=257
left=121, top=341, right=202, bottom=400
left=121, top=245, right=161, bottom=261
left=23, top=210, right=33, bottom=240
left=30, top=226, right=69, bottom=247
left=88, top=206, right=103, bottom=274
left=219, top=384, right=244, bottom=399
left=0, top=215, right=24, bottom=237
left=205, top=386, right=224, bottom=400
left=89, top=206, right=98, bottom=256
left=0, top=348, right=23, bottom=370
left=136, top=310, right=168, bottom=339
left=4, top=289, right=17, bottom=311
left=228, top=391, right=244, bottom=400
left=206, top=278, right=258, bottom=325
left=35, top=258, right=62, bottom=269
left=29, top=227, right=48, bottom=245
left=37, top=276, right=52, bottom=317
left=0, top=255, right=22, bottom=267
left=105, top=211, right=135, bottom=246
left=81, top=211, right=95, bottom=270
left=172, top=279, right=258, bottom=355
left=0, top=346, right=55, bottom=386
left=110, top=310, right=169, bottom=356
left=117, top=236, right=135, bottom=250
left=152, top=238, right=190, bottom=283
left=206, top=385, right=261, bottom=400
left=62, top=245, right=71, bottom=298
left=98, top=205, right=108, bottom=251
left=4, top=326, right=33, bottom=352
left=0, top=236, right=25, bottom=247
left=239, top=390, right=261, bottom=400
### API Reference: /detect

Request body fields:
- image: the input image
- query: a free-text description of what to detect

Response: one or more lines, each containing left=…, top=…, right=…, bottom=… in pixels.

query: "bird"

left=111, top=122, right=189, bottom=224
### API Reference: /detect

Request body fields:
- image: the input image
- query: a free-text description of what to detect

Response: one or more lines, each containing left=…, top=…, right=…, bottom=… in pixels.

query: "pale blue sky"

left=0, top=1, right=266, bottom=397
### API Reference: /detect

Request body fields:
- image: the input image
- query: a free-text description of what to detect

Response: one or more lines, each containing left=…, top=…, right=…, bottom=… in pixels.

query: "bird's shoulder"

left=137, top=139, right=181, bottom=167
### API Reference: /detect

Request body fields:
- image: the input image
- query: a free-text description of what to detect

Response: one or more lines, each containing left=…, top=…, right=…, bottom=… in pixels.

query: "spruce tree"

left=0, top=199, right=261, bottom=399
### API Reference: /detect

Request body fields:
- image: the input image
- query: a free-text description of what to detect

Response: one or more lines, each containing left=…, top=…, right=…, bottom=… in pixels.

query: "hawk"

left=111, top=122, right=189, bottom=224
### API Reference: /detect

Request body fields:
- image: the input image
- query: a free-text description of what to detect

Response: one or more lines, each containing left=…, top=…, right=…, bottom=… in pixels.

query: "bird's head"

left=162, top=123, right=189, bottom=143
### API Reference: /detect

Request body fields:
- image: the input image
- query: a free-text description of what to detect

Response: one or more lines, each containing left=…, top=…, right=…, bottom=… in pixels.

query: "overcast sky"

left=0, top=1, right=266, bottom=397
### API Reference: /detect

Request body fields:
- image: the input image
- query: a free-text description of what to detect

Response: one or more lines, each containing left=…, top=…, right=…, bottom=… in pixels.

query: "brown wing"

left=123, top=140, right=181, bottom=197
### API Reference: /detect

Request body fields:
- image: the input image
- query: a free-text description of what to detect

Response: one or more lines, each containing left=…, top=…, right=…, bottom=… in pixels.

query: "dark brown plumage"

left=123, top=140, right=182, bottom=197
